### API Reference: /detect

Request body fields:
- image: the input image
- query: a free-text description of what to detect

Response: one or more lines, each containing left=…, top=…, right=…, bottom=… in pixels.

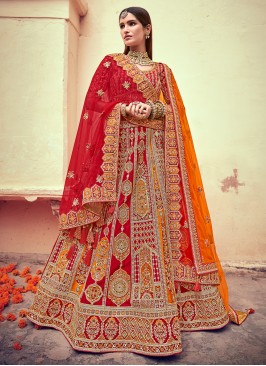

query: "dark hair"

left=119, top=7, right=152, bottom=59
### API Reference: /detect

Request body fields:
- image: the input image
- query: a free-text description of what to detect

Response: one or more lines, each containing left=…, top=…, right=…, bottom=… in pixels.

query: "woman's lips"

left=124, top=36, right=132, bottom=40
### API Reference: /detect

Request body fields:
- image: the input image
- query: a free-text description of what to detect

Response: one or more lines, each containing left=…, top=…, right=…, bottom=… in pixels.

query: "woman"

left=27, top=6, right=251, bottom=356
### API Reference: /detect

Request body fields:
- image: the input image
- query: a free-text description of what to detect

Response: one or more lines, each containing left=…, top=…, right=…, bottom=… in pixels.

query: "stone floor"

left=0, top=253, right=265, bottom=365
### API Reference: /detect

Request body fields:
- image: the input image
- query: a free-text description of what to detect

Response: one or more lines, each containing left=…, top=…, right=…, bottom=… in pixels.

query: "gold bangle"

left=121, top=103, right=127, bottom=117
left=154, top=101, right=166, bottom=119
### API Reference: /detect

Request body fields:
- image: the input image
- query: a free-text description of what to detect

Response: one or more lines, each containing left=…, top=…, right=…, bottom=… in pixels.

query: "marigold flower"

left=25, top=283, right=37, bottom=293
left=6, top=312, right=16, bottom=321
left=12, top=287, right=24, bottom=295
left=0, top=303, right=5, bottom=312
left=8, top=278, right=16, bottom=286
left=18, top=319, right=27, bottom=328
left=24, top=274, right=32, bottom=282
left=0, top=313, right=5, bottom=322
left=0, top=274, right=10, bottom=284
left=0, top=269, right=6, bottom=278
left=13, top=342, right=22, bottom=350
left=3, top=284, right=14, bottom=294
left=6, top=263, right=16, bottom=273
left=12, top=293, right=23, bottom=304
left=1, top=295, right=10, bottom=306
left=28, top=275, right=41, bottom=286
left=20, top=267, right=31, bottom=278
left=19, top=309, right=28, bottom=318
left=12, top=269, right=20, bottom=276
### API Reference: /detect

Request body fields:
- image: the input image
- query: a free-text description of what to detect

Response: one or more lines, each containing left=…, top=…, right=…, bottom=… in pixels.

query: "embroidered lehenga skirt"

left=27, top=119, right=228, bottom=355
left=27, top=53, right=229, bottom=356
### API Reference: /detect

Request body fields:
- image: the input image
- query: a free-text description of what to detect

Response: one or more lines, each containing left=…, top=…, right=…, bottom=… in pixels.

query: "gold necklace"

left=127, top=50, right=153, bottom=66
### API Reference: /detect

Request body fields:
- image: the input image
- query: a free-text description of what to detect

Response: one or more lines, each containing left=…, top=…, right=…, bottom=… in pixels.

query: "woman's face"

left=119, top=13, right=149, bottom=49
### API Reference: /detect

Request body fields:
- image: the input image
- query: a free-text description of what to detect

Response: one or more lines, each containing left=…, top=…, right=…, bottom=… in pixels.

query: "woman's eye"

left=120, top=24, right=125, bottom=29
left=129, top=22, right=136, bottom=26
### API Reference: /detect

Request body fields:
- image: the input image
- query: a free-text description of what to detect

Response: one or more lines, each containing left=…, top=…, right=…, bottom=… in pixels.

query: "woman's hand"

left=125, top=102, right=151, bottom=120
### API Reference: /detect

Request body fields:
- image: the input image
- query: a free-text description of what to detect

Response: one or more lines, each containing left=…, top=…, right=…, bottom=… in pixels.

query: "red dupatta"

left=59, top=54, right=147, bottom=231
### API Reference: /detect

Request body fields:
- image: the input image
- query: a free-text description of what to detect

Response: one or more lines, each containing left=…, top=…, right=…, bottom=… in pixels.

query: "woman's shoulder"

left=155, top=61, right=173, bottom=77
left=102, top=53, right=124, bottom=61
left=155, top=60, right=172, bottom=71
left=98, top=53, right=125, bottom=66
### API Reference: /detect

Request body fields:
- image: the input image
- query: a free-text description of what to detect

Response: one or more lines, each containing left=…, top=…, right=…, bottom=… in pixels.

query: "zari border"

left=112, top=53, right=158, bottom=102
left=59, top=105, right=121, bottom=230
left=27, top=285, right=182, bottom=356
left=164, top=65, right=217, bottom=276
left=82, top=104, right=121, bottom=204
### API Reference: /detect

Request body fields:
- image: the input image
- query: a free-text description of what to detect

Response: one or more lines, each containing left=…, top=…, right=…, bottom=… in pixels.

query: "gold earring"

left=146, top=33, right=150, bottom=39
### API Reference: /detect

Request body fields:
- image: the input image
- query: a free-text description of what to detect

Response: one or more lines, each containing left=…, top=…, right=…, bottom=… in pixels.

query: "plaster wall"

left=77, top=0, right=266, bottom=262
left=0, top=0, right=266, bottom=263
left=0, top=18, right=66, bottom=193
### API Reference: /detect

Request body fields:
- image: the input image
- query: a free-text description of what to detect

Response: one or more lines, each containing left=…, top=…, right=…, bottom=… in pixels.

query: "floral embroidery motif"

left=103, top=317, right=120, bottom=340
left=117, top=203, right=129, bottom=226
left=205, top=216, right=211, bottom=223
left=97, top=89, right=104, bottom=97
left=152, top=318, right=169, bottom=344
left=84, top=316, right=102, bottom=340
left=96, top=175, right=103, bottom=183
left=72, top=198, right=79, bottom=206
left=113, top=232, right=130, bottom=262
left=104, top=61, right=111, bottom=68
left=85, top=284, right=103, bottom=304
left=91, top=237, right=109, bottom=282
left=83, top=112, right=88, bottom=120
left=122, top=81, right=131, bottom=89
left=67, top=171, right=74, bottom=179
left=108, top=268, right=130, bottom=306
left=46, top=299, right=62, bottom=318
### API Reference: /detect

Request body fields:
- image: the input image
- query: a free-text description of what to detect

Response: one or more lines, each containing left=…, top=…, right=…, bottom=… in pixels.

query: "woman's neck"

left=129, top=45, right=146, bottom=53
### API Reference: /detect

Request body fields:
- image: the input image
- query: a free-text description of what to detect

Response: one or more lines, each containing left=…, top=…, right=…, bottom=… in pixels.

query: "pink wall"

left=0, top=201, right=59, bottom=254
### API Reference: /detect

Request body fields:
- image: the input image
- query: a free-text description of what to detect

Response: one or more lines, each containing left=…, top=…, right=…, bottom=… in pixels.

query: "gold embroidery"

left=117, top=203, right=129, bottom=226
left=104, top=61, right=111, bottom=68
left=122, top=81, right=131, bottom=89
left=112, top=54, right=159, bottom=102
left=83, top=112, right=89, bottom=120
left=113, top=232, right=130, bottom=262
left=82, top=105, right=121, bottom=206
left=91, top=237, right=109, bottom=282
left=164, top=65, right=218, bottom=275
left=97, top=89, right=104, bottom=97
left=85, top=283, right=103, bottom=304
left=108, top=268, right=130, bottom=306
left=136, top=179, right=149, bottom=217
left=72, top=198, right=79, bottom=207
left=67, top=171, right=74, bottom=179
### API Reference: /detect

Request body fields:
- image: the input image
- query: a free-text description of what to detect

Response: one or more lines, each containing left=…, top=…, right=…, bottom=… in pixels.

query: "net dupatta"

left=59, top=55, right=145, bottom=233
left=165, top=65, right=254, bottom=323
left=59, top=56, right=118, bottom=231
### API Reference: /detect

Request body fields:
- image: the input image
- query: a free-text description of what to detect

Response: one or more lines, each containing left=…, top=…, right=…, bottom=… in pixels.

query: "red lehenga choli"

left=27, top=53, right=251, bottom=356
